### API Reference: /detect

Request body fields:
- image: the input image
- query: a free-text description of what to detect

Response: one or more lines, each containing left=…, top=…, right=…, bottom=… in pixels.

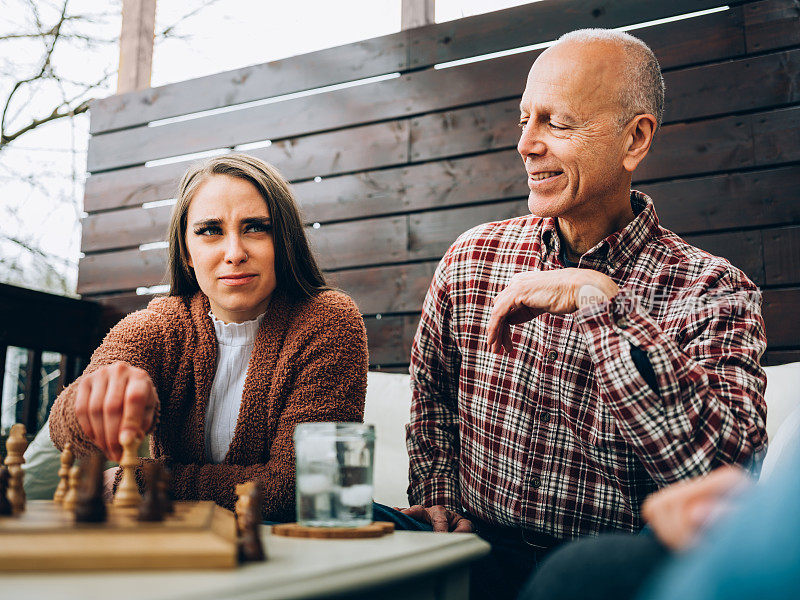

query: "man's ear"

left=622, top=114, right=657, bottom=173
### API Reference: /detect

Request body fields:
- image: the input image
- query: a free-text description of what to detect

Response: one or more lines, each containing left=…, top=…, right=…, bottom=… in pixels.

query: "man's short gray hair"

left=557, top=29, right=665, bottom=129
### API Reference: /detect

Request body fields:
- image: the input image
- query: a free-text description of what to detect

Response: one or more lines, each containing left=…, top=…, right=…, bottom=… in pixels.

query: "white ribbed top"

left=205, top=310, right=265, bottom=463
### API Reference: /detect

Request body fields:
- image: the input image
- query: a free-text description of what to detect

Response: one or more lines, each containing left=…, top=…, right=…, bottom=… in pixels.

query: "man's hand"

left=400, top=505, right=474, bottom=532
left=641, top=465, right=751, bottom=551
left=487, top=268, right=618, bottom=353
left=74, top=361, right=157, bottom=462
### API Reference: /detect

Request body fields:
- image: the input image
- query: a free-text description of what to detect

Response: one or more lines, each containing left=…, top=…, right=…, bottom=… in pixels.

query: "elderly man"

left=401, top=29, right=767, bottom=598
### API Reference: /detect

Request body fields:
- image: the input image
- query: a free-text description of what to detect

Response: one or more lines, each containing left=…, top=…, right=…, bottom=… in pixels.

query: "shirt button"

left=531, top=476, right=542, bottom=489
left=615, top=316, right=628, bottom=328
left=546, top=349, right=558, bottom=361
left=540, top=411, right=551, bottom=423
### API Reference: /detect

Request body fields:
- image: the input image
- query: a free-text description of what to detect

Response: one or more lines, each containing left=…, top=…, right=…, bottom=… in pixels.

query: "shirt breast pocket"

left=560, top=381, right=627, bottom=451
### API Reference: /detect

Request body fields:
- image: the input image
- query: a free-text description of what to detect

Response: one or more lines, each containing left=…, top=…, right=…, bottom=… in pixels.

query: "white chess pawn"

left=113, top=430, right=142, bottom=509
left=4, top=423, right=28, bottom=514
left=53, top=442, right=74, bottom=504
left=62, top=464, right=81, bottom=511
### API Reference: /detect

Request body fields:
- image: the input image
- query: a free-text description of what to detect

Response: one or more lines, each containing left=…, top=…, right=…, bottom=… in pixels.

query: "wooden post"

left=401, top=0, right=435, bottom=29
left=117, top=0, right=157, bottom=94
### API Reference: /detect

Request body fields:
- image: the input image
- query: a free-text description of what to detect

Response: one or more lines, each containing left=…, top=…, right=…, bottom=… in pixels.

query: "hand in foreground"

left=641, top=465, right=752, bottom=551
left=400, top=505, right=474, bottom=532
left=74, top=361, right=157, bottom=462
left=486, top=268, right=618, bottom=354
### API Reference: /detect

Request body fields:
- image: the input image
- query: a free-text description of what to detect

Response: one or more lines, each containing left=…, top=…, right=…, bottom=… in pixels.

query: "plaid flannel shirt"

left=407, top=191, right=768, bottom=540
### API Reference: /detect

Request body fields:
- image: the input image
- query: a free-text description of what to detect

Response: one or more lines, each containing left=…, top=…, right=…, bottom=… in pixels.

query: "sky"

left=0, top=0, right=534, bottom=295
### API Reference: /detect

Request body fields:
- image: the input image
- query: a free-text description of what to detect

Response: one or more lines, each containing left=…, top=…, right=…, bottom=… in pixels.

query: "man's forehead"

left=520, top=41, right=623, bottom=112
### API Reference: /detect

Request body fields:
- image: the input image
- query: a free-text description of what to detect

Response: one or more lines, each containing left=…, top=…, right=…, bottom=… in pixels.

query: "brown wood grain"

left=89, top=0, right=752, bottom=134
left=86, top=44, right=800, bottom=173
left=79, top=194, right=797, bottom=296
left=763, top=226, right=800, bottom=286
left=763, top=288, right=800, bottom=347
left=640, top=165, right=800, bottom=235
left=744, top=0, right=800, bottom=53
left=79, top=104, right=800, bottom=251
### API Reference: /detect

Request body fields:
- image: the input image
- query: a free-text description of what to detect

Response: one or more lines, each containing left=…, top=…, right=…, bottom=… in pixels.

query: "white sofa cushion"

left=761, top=361, right=800, bottom=479
left=363, top=371, right=412, bottom=508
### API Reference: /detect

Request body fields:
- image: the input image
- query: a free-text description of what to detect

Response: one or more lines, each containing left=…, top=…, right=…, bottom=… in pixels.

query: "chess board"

left=0, top=500, right=238, bottom=571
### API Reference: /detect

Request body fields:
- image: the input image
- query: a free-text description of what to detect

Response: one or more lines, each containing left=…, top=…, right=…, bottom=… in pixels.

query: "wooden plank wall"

left=79, top=0, right=800, bottom=369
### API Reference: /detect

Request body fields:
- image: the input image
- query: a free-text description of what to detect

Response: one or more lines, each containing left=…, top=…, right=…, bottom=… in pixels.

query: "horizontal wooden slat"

left=763, top=288, right=800, bottom=347
left=641, top=164, right=800, bottom=235
left=763, top=226, right=800, bottom=286
left=89, top=0, right=751, bottom=135
left=87, top=41, right=800, bottom=173
left=744, top=0, right=800, bottom=53
left=364, top=315, right=419, bottom=366
left=329, top=262, right=437, bottom=316
left=762, top=349, right=800, bottom=366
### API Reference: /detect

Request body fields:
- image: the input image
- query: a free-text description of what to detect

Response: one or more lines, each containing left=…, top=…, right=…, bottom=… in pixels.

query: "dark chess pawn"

left=137, top=461, right=165, bottom=522
left=157, top=465, right=174, bottom=515
left=0, top=466, right=12, bottom=516
left=74, top=453, right=107, bottom=523
left=237, top=480, right=266, bottom=562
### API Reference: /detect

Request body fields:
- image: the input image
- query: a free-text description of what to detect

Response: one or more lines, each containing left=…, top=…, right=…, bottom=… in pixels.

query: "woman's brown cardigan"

left=49, top=290, right=368, bottom=522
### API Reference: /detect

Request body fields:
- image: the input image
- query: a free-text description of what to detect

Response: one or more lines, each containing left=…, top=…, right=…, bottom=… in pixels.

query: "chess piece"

left=4, top=423, right=28, bottom=513
left=62, top=464, right=81, bottom=511
left=53, top=442, right=74, bottom=504
left=0, top=466, right=12, bottom=516
left=113, top=430, right=142, bottom=509
left=158, top=464, right=174, bottom=515
left=137, top=462, right=164, bottom=522
left=236, top=480, right=266, bottom=562
left=74, top=454, right=107, bottom=523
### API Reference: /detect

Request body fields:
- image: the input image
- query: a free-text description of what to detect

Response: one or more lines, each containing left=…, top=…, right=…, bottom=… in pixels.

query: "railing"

left=0, top=283, right=101, bottom=437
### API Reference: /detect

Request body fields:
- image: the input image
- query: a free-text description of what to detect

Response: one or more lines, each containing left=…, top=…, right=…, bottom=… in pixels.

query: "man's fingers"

left=428, top=506, right=451, bottom=532
left=399, top=505, right=432, bottom=523
left=453, top=517, right=474, bottom=533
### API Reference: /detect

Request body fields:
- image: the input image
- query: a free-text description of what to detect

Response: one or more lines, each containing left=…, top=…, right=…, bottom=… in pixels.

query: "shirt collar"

left=539, top=190, right=660, bottom=272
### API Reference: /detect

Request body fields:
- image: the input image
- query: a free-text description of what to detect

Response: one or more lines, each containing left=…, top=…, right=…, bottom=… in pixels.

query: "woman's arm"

left=168, top=294, right=369, bottom=521
left=49, top=307, right=176, bottom=459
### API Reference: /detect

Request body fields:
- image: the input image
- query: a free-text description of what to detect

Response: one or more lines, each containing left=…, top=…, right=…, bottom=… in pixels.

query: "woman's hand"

left=74, top=361, right=157, bottom=461
left=641, top=465, right=751, bottom=551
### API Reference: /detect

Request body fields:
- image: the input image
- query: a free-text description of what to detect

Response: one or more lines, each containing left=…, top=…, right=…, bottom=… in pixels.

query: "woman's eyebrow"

left=241, top=216, right=271, bottom=225
left=192, top=218, right=221, bottom=228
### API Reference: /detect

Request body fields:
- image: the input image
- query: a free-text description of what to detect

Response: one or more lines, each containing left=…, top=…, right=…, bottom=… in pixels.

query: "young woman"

left=49, top=154, right=368, bottom=522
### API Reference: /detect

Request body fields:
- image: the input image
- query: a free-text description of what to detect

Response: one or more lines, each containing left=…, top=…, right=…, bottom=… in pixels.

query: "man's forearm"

left=574, top=288, right=768, bottom=484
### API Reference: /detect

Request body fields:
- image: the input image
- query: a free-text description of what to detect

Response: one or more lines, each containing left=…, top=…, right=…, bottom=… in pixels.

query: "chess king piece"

left=0, top=465, right=12, bottom=515
left=137, top=461, right=165, bottom=522
left=4, top=423, right=28, bottom=514
left=236, top=480, right=266, bottom=562
left=114, top=430, right=142, bottom=509
left=63, top=463, right=81, bottom=511
left=53, top=442, right=74, bottom=504
left=75, top=454, right=107, bottom=523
